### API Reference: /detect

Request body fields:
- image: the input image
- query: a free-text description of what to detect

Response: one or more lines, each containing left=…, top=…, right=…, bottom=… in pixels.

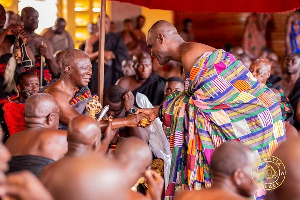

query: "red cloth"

left=110, top=0, right=300, bottom=12
left=3, top=101, right=26, bottom=136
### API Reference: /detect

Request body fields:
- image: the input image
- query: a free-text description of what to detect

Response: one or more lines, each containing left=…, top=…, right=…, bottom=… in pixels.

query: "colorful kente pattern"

left=163, top=49, right=286, bottom=199
left=70, top=89, right=91, bottom=106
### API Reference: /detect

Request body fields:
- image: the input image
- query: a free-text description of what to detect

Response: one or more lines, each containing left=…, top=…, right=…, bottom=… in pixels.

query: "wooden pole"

left=98, top=0, right=106, bottom=105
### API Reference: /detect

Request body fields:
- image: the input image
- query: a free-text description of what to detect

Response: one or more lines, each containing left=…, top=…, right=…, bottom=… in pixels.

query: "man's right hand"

left=124, top=113, right=150, bottom=127
left=136, top=108, right=159, bottom=122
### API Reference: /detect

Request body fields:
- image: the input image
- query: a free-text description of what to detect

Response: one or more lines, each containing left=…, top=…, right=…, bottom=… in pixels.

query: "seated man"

left=0, top=121, right=53, bottom=200
left=44, top=49, right=147, bottom=131
left=2, top=71, right=39, bottom=136
left=40, top=115, right=113, bottom=184
left=114, top=137, right=163, bottom=200
left=122, top=58, right=135, bottom=77
left=175, top=141, right=258, bottom=200
left=104, top=85, right=171, bottom=186
left=164, top=77, right=185, bottom=100
left=276, top=53, right=300, bottom=103
left=5, top=93, right=67, bottom=177
left=249, top=59, right=298, bottom=139
left=45, top=49, right=146, bottom=130
left=103, top=85, right=150, bottom=143
left=41, top=155, right=129, bottom=200
left=266, top=137, right=300, bottom=200
left=116, top=52, right=165, bottom=105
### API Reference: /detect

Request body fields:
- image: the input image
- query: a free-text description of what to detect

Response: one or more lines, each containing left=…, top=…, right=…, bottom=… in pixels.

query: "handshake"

left=126, top=107, right=160, bottom=128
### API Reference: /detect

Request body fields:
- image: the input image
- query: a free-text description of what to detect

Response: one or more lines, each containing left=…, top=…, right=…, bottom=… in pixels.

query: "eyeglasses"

left=249, top=69, right=268, bottom=75
left=136, top=64, right=152, bottom=69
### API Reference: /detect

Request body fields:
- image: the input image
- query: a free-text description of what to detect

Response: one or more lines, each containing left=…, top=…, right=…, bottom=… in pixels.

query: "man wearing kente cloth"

left=138, top=20, right=286, bottom=199
left=45, top=49, right=149, bottom=134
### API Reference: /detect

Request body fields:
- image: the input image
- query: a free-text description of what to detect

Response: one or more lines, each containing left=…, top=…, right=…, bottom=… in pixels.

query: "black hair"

left=16, top=71, right=37, bottom=85
left=103, top=85, right=126, bottom=104
left=166, top=77, right=184, bottom=85
left=56, top=17, right=66, bottom=24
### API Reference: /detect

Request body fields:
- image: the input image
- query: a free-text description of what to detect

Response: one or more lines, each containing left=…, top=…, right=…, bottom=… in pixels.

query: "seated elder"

left=175, top=141, right=258, bottom=200
left=116, top=52, right=165, bottom=105
left=5, top=93, right=67, bottom=177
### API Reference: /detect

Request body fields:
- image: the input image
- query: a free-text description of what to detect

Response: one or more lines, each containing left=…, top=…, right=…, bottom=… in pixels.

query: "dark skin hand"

left=0, top=171, right=53, bottom=200
left=122, top=91, right=150, bottom=142
left=145, top=170, right=164, bottom=200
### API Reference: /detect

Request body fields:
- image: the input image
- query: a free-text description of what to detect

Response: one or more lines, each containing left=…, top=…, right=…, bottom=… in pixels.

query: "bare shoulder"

left=174, top=190, right=197, bottom=200
left=86, top=34, right=98, bottom=43
left=44, top=84, right=68, bottom=100
left=181, top=43, right=216, bottom=72
left=43, top=129, right=67, bottom=137
left=116, top=76, right=135, bottom=89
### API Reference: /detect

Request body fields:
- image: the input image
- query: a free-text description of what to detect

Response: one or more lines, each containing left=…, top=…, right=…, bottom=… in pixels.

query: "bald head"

left=62, top=49, right=89, bottom=69
left=249, top=58, right=271, bottom=84
left=133, top=52, right=151, bottom=65
left=148, top=20, right=178, bottom=37
left=25, top=93, right=58, bottom=119
left=47, top=155, right=128, bottom=200
left=114, top=137, right=152, bottom=164
left=147, top=20, right=184, bottom=66
left=114, top=137, right=152, bottom=186
left=67, top=115, right=101, bottom=147
left=211, top=141, right=255, bottom=176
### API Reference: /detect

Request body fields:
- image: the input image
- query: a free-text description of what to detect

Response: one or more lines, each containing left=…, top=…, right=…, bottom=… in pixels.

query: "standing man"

left=286, top=9, right=300, bottom=54
left=85, top=14, right=129, bottom=93
left=116, top=52, right=165, bottom=106
left=140, top=20, right=285, bottom=198
left=41, top=18, right=74, bottom=53
left=276, top=53, right=300, bottom=108
left=133, top=15, right=149, bottom=53
left=21, top=7, right=60, bottom=81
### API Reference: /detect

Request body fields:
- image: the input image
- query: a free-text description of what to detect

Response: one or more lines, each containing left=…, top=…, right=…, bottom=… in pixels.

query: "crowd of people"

left=0, top=3, right=300, bottom=200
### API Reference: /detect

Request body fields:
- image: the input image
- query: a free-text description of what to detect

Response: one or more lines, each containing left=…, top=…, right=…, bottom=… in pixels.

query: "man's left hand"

left=123, top=91, right=135, bottom=111
left=145, top=170, right=164, bottom=200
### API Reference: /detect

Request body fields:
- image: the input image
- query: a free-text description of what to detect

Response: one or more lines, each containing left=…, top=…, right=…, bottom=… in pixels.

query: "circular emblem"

left=251, top=156, right=286, bottom=190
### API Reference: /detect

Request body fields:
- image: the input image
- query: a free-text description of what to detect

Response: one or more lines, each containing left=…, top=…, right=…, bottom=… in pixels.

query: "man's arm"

left=45, top=88, right=80, bottom=127
left=39, top=38, right=60, bottom=76
left=99, top=113, right=149, bottom=131
left=84, top=34, right=99, bottom=61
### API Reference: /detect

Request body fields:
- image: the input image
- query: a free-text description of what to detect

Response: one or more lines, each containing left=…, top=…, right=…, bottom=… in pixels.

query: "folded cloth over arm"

left=163, top=49, right=286, bottom=199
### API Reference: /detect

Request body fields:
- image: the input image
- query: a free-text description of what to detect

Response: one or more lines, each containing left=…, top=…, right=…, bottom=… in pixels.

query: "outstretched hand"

left=124, top=113, right=150, bottom=127
left=145, top=170, right=164, bottom=200
left=136, top=108, right=159, bottom=122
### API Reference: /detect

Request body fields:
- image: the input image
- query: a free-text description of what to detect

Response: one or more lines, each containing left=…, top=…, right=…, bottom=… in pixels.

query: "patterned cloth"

left=162, top=49, right=286, bottom=199
left=58, top=87, right=92, bottom=130
left=289, top=20, right=300, bottom=53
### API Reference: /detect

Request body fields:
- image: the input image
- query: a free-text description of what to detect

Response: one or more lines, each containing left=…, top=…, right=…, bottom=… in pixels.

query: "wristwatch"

left=125, top=107, right=137, bottom=116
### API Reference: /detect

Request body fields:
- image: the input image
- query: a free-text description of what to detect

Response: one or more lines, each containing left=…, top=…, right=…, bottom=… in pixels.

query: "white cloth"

left=135, top=92, right=171, bottom=190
